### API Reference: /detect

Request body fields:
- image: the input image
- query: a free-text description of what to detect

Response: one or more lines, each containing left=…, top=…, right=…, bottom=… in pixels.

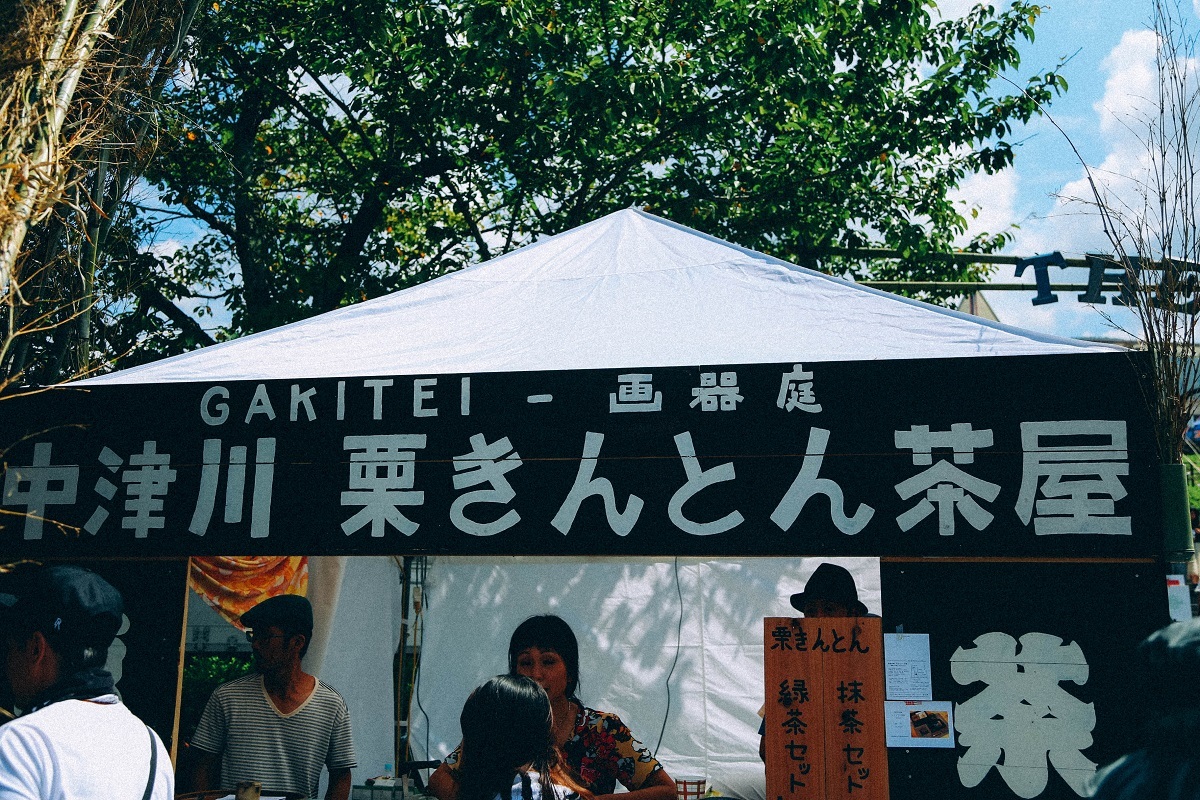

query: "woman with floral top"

left=429, top=615, right=676, bottom=800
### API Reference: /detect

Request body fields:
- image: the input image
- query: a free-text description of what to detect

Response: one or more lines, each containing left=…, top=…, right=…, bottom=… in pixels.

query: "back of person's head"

left=1135, top=619, right=1200, bottom=746
left=458, top=675, right=557, bottom=800
left=1092, top=619, right=1200, bottom=800
left=0, top=564, right=123, bottom=673
left=508, top=615, right=580, bottom=698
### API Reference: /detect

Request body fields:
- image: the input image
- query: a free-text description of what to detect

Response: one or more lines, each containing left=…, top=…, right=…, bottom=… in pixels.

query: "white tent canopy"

left=81, top=208, right=1112, bottom=386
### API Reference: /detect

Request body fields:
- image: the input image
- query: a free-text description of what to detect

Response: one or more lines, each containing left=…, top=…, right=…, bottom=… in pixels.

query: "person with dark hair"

left=1089, top=618, right=1200, bottom=799
left=430, top=615, right=675, bottom=800
left=189, top=594, right=357, bottom=800
left=457, top=675, right=584, bottom=800
left=0, top=564, right=174, bottom=799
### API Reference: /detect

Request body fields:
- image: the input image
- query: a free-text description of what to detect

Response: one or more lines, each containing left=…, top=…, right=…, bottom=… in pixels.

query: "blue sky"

left=951, top=0, right=1173, bottom=339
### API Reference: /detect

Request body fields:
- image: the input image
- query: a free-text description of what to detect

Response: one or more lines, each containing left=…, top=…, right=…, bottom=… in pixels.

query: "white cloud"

left=1096, top=29, right=1158, bottom=136
left=953, top=30, right=1159, bottom=261
left=962, top=29, right=1165, bottom=339
left=934, top=0, right=980, bottom=21
left=1004, top=29, right=1159, bottom=260
left=951, top=168, right=1019, bottom=243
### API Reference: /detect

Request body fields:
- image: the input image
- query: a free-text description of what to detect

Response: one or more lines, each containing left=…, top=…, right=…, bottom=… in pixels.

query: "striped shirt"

left=192, top=674, right=356, bottom=798
left=503, top=770, right=579, bottom=800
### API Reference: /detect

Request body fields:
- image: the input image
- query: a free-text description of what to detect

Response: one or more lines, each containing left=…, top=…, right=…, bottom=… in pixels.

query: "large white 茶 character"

left=894, top=423, right=998, bottom=536
left=952, top=632, right=1096, bottom=798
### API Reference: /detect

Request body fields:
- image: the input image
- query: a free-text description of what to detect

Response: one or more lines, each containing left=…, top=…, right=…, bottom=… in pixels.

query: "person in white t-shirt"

left=0, top=564, right=173, bottom=800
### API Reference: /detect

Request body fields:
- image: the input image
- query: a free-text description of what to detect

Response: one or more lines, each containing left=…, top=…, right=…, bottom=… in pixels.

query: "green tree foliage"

left=0, top=0, right=202, bottom=385
left=178, top=653, right=252, bottom=745
left=140, top=0, right=1063, bottom=346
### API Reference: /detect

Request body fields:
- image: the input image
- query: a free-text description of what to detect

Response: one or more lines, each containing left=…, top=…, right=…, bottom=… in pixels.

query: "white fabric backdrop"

left=409, top=557, right=881, bottom=800
left=317, top=556, right=406, bottom=794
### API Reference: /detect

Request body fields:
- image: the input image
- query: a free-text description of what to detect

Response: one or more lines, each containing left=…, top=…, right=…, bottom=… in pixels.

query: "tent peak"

left=77, top=210, right=1118, bottom=385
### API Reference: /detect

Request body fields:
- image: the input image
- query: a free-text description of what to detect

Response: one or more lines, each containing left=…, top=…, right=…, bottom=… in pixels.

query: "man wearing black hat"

left=758, top=563, right=871, bottom=761
left=0, top=564, right=174, bottom=799
left=786, top=562, right=869, bottom=619
left=190, top=593, right=356, bottom=800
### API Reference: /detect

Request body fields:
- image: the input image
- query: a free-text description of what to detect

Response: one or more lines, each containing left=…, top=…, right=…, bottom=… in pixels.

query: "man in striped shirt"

left=190, top=595, right=356, bottom=799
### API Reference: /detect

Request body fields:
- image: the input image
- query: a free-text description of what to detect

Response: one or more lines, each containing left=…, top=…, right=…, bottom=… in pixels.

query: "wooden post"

left=764, top=617, right=888, bottom=800
left=170, top=557, right=192, bottom=766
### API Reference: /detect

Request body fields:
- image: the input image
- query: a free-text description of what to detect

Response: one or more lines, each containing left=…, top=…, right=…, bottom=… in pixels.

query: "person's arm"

left=0, top=725, right=47, bottom=800
left=428, top=762, right=460, bottom=800
left=188, top=689, right=227, bottom=791
left=592, top=710, right=675, bottom=800
left=189, top=749, right=220, bottom=792
left=323, top=693, right=357, bottom=800
left=326, top=767, right=352, bottom=800
left=596, top=770, right=675, bottom=800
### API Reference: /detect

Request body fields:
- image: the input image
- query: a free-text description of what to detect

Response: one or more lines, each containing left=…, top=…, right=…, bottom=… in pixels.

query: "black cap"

left=241, top=594, right=313, bottom=636
left=0, top=565, right=124, bottom=647
left=789, top=563, right=868, bottom=616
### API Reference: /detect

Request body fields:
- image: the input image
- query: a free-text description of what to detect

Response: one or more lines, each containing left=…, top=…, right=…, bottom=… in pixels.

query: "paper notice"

left=885, top=700, right=955, bottom=748
left=884, top=632, right=931, bottom=700
left=1168, top=574, right=1192, bottom=622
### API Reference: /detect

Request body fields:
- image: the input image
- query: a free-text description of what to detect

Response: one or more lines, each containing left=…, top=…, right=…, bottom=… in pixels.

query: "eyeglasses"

left=245, top=630, right=286, bottom=644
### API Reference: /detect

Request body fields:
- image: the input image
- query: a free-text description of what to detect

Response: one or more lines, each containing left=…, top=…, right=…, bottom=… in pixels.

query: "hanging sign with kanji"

left=765, top=616, right=888, bottom=800
left=0, top=352, right=1158, bottom=557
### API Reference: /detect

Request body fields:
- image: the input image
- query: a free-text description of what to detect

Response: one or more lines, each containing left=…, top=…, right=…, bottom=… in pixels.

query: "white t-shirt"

left=0, top=697, right=173, bottom=800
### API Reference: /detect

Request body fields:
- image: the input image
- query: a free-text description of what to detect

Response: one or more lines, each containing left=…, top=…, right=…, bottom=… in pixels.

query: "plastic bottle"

left=367, top=764, right=396, bottom=787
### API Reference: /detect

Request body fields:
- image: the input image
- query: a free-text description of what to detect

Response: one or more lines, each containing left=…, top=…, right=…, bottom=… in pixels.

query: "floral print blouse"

left=444, top=702, right=663, bottom=796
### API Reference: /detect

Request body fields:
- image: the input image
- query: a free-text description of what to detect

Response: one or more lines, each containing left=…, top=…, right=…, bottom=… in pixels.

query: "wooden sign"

left=765, top=616, right=888, bottom=800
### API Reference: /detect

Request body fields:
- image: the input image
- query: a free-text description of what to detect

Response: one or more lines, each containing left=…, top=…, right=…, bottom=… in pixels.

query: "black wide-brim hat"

left=789, top=563, right=868, bottom=616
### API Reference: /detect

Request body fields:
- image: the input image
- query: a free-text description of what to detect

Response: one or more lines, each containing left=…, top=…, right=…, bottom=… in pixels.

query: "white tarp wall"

left=409, top=557, right=880, bottom=800
left=317, top=557, right=406, bottom=794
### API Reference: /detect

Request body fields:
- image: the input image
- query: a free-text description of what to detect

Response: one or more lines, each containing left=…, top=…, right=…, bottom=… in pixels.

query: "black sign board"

left=0, top=352, right=1159, bottom=558
left=881, top=560, right=1167, bottom=800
